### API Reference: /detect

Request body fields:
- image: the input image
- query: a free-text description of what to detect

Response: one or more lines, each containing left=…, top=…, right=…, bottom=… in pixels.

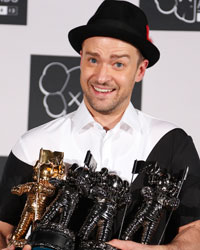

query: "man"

left=0, top=0, right=200, bottom=249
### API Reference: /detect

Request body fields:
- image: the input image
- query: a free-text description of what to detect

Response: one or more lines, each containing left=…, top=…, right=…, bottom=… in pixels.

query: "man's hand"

left=108, top=239, right=166, bottom=250
left=108, top=220, right=200, bottom=250
left=2, top=244, right=31, bottom=250
left=0, top=221, right=14, bottom=249
left=2, top=245, right=15, bottom=250
left=23, top=245, right=31, bottom=250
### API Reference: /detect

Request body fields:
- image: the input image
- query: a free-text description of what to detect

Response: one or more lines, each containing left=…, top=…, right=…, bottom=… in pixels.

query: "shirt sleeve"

left=0, top=151, right=33, bottom=226
left=146, top=128, right=200, bottom=243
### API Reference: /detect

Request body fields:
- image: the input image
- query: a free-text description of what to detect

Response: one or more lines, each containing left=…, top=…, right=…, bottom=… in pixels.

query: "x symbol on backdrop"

left=68, top=91, right=81, bottom=107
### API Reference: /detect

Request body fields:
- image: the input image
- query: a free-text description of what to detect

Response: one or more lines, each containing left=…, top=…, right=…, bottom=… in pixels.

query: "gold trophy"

left=8, top=148, right=65, bottom=248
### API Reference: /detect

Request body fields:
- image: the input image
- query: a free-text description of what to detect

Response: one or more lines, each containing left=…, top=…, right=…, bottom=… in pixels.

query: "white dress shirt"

left=12, top=101, right=177, bottom=182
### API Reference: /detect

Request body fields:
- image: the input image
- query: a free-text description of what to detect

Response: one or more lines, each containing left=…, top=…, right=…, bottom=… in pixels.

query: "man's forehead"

left=82, top=36, right=140, bottom=54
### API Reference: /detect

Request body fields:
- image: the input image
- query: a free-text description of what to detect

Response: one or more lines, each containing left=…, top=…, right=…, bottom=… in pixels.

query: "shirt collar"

left=72, top=101, right=142, bottom=134
left=118, top=102, right=142, bottom=134
left=72, top=101, right=94, bottom=132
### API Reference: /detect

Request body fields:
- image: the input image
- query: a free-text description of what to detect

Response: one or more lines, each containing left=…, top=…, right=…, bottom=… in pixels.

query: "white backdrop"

left=0, top=0, right=199, bottom=157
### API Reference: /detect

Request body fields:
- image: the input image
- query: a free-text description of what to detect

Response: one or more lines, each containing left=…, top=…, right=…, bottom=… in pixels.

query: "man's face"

left=80, top=37, right=148, bottom=116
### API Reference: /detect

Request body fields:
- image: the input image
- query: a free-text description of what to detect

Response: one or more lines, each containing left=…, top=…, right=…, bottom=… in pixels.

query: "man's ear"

left=135, top=59, right=149, bottom=82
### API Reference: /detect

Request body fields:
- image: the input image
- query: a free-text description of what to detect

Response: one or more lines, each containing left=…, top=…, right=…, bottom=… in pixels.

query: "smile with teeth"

left=93, top=86, right=114, bottom=93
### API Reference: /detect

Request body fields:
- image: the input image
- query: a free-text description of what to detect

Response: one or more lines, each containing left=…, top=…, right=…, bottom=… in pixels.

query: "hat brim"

left=68, top=23, right=160, bottom=68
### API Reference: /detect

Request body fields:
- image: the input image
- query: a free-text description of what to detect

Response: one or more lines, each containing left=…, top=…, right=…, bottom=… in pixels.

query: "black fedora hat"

left=68, top=0, right=160, bottom=67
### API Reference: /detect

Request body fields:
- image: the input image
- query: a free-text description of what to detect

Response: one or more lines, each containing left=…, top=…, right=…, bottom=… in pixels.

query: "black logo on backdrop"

left=29, top=55, right=142, bottom=129
left=39, top=62, right=81, bottom=119
left=0, top=0, right=27, bottom=25
left=29, top=55, right=82, bottom=129
left=140, top=0, right=200, bottom=30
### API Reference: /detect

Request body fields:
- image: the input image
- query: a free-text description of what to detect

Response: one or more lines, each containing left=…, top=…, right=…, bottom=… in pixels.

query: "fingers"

left=2, top=244, right=31, bottom=250
left=108, top=239, right=139, bottom=250
left=23, top=245, right=32, bottom=250
left=2, top=245, right=15, bottom=250
left=107, top=239, right=164, bottom=250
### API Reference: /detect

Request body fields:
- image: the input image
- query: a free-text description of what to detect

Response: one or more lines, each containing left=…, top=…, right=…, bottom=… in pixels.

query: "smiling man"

left=80, top=36, right=148, bottom=130
left=0, top=0, right=200, bottom=250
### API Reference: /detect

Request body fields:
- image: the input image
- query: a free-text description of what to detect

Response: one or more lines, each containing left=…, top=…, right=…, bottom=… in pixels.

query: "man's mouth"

left=93, top=86, right=114, bottom=93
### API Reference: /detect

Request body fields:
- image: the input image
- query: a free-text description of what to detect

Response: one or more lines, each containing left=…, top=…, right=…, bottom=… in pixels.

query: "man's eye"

left=89, top=58, right=97, bottom=64
left=115, top=62, right=124, bottom=68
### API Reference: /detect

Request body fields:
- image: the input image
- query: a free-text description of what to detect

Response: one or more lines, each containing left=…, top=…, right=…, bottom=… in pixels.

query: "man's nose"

left=95, top=63, right=111, bottom=84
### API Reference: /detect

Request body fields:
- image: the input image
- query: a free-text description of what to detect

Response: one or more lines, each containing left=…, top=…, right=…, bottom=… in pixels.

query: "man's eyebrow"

left=110, top=54, right=130, bottom=60
left=84, top=52, right=130, bottom=60
left=85, top=51, right=99, bottom=57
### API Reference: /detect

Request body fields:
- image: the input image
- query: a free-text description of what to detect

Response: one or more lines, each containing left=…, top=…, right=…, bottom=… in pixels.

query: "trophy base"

left=28, top=224, right=75, bottom=250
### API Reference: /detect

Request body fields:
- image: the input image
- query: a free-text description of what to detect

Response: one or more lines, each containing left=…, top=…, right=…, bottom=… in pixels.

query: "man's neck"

left=93, top=112, right=124, bottom=131
left=84, top=102, right=128, bottom=131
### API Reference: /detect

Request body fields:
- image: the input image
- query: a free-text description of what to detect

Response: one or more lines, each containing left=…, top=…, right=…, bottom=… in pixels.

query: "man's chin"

left=89, top=104, right=118, bottom=115
left=84, top=97, right=121, bottom=115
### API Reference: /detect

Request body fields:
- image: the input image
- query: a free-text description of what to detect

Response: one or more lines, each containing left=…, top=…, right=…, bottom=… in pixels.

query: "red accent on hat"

left=146, top=25, right=153, bottom=43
